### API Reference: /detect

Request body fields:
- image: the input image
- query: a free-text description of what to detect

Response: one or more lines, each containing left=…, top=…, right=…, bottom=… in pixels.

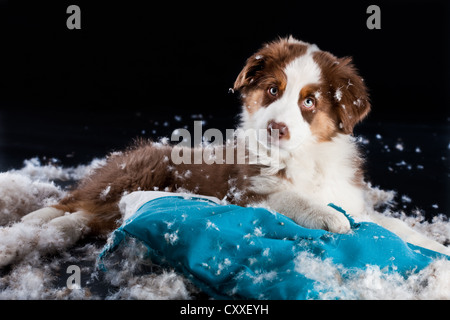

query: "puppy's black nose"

left=267, top=120, right=290, bottom=140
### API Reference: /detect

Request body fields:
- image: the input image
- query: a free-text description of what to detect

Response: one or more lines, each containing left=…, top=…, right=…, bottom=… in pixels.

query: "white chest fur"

left=281, top=134, right=367, bottom=218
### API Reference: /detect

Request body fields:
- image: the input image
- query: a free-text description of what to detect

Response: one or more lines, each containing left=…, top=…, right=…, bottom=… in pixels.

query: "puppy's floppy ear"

left=332, top=57, right=371, bottom=134
left=233, top=54, right=265, bottom=92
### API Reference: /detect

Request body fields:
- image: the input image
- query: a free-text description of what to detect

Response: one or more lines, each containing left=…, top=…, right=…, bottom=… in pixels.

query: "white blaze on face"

left=244, top=45, right=322, bottom=152
left=277, top=47, right=322, bottom=150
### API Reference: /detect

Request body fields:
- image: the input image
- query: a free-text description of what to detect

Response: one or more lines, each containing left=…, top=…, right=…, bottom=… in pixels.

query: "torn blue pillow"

left=98, top=196, right=449, bottom=299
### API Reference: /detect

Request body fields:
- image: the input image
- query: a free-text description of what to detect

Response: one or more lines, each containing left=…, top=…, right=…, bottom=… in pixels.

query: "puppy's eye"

left=302, top=98, right=315, bottom=109
left=268, top=86, right=278, bottom=97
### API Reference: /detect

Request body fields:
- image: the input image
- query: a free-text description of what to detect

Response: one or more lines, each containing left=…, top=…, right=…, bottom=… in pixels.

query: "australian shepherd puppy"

left=2, top=37, right=448, bottom=267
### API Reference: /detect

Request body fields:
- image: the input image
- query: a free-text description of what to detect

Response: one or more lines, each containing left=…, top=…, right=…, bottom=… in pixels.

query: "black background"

left=0, top=1, right=449, bottom=121
left=0, top=0, right=449, bottom=217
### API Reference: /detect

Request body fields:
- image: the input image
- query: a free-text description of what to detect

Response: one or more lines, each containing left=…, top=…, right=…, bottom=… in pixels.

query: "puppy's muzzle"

left=267, top=120, right=290, bottom=140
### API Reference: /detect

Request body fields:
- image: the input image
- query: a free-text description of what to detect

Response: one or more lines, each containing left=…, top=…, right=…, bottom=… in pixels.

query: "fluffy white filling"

left=0, top=157, right=448, bottom=299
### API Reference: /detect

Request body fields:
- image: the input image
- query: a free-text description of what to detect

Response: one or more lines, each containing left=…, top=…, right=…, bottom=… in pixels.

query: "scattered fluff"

left=107, top=272, right=191, bottom=300
left=383, top=209, right=450, bottom=245
left=13, top=157, right=106, bottom=182
left=0, top=172, right=63, bottom=226
left=99, top=237, right=191, bottom=300
left=0, top=159, right=191, bottom=299
left=294, top=252, right=450, bottom=299
left=0, top=156, right=449, bottom=299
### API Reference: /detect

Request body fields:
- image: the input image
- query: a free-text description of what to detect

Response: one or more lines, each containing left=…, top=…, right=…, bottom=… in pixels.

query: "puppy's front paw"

left=321, top=211, right=351, bottom=233
left=294, top=206, right=351, bottom=233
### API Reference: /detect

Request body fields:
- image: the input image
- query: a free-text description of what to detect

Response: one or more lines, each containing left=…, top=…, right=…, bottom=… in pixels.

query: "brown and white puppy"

left=2, top=37, right=448, bottom=267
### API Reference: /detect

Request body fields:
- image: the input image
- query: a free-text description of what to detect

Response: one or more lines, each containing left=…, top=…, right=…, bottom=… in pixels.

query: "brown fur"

left=312, top=51, right=371, bottom=135
left=53, top=140, right=265, bottom=234
left=53, top=37, right=370, bottom=236
left=234, top=39, right=308, bottom=109
left=234, top=39, right=370, bottom=142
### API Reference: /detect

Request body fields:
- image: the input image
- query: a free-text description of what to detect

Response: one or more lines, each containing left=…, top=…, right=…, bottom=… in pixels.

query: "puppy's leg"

left=46, top=210, right=91, bottom=247
left=21, top=207, right=65, bottom=225
left=19, top=206, right=87, bottom=249
left=0, top=208, right=63, bottom=267
left=265, top=191, right=351, bottom=233
left=369, top=211, right=450, bottom=255
left=0, top=209, right=91, bottom=268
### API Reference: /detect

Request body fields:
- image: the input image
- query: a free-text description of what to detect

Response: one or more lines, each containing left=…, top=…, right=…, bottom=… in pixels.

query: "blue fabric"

left=98, top=196, right=449, bottom=299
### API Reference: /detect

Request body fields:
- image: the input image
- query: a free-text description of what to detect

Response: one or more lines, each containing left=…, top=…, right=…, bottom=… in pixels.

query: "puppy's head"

left=234, top=36, right=370, bottom=151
